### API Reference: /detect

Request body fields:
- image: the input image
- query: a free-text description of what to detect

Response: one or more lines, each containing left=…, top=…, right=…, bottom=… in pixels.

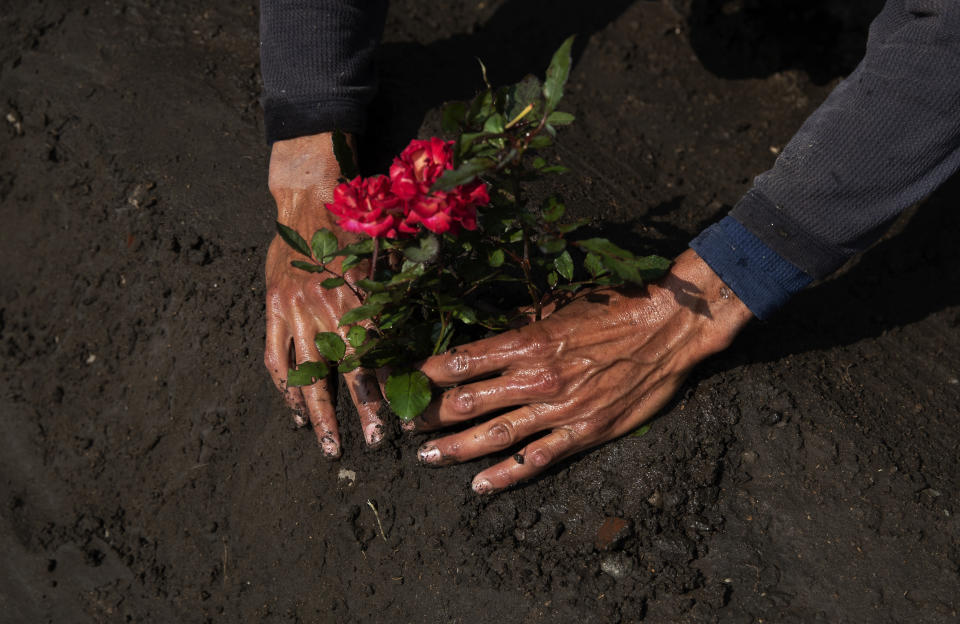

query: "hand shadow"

left=685, top=0, right=885, bottom=84
left=361, top=0, right=639, bottom=172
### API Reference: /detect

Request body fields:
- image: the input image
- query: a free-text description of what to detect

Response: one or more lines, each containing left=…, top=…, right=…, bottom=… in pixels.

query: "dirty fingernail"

left=472, top=477, right=493, bottom=495
left=292, top=411, right=307, bottom=428
left=418, top=444, right=440, bottom=464
left=365, top=423, right=383, bottom=446
left=321, top=437, right=340, bottom=458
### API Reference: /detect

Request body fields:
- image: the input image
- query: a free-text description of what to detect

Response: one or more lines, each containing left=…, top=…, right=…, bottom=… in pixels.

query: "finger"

left=471, top=427, right=581, bottom=494
left=343, top=367, right=385, bottom=446
left=416, top=406, right=542, bottom=467
left=293, top=328, right=340, bottom=457
left=410, top=367, right=562, bottom=432
left=264, top=314, right=307, bottom=427
left=419, top=327, right=545, bottom=386
left=300, top=377, right=341, bottom=457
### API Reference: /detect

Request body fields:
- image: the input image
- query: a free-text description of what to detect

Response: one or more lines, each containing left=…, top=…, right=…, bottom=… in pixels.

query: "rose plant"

left=276, top=37, right=671, bottom=421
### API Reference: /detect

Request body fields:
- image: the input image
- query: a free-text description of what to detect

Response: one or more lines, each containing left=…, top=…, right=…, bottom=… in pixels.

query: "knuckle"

left=448, top=388, right=476, bottom=414
left=530, top=367, right=562, bottom=395
left=529, top=447, right=552, bottom=467
left=445, top=352, right=472, bottom=378
left=487, top=420, right=516, bottom=447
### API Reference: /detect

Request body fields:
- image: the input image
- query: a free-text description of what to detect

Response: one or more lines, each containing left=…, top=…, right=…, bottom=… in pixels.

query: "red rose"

left=389, top=137, right=454, bottom=199
left=389, top=137, right=490, bottom=235
left=325, top=175, right=405, bottom=239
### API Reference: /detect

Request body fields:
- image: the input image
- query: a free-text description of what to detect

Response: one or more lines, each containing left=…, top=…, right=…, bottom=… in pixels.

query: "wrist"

left=652, top=248, right=753, bottom=354
left=268, top=132, right=354, bottom=233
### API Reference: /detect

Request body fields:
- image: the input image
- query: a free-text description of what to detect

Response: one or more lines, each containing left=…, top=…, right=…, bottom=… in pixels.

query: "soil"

left=2, top=1, right=959, bottom=622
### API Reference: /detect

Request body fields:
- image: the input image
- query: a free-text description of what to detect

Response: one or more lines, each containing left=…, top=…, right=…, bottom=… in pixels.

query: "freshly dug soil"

left=2, top=1, right=958, bottom=622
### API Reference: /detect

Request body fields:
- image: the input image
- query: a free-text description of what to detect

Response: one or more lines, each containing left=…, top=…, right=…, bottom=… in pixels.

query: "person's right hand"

left=263, top=132, right=385, bottom=457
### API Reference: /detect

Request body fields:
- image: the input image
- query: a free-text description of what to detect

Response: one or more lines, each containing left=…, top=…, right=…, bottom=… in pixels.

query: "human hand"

left=411, top=249, right=753, bottom=493
left=264, top=132, right=385, bottom=457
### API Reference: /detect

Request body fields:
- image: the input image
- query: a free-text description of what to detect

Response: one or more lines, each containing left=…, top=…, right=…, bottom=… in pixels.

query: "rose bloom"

left=325, top=175, right=405, bottom=239
left=389, top=137, right=490, bottom=235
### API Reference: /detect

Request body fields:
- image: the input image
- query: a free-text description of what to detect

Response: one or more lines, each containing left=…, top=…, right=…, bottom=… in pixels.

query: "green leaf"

left=538, top=237, right=566, bottom=254
left=311, top=228, right=339, bottom=263
left=441, top=101, right=467, bottom=134
left=584, top=252, right=606, bottom=277
left=290, top=260, right=323, bottom=273
left=431, top=158, right=494, bottom=192
left=554, top=250, right=574, bottom=280
left=528, top=134, right=552, bottom=150
left=347, top=325, right=367, bottom=348
left=338, top=303, right=384, bottom=327
left=546, top=111, right=575, bottom=126
left=314, top=332, right=346, bottom=362
left=338, top=239, right=374, bottom=256
left=276, top=222, right=311, bottom=258
left=547, top=271, right=559, bottom=288
left=403, top=234, right=440, bottom=263
left=483, top=113, right=505, bottom=134
left=576, top=237, right=634, bottom=259
left=332, top=129, right=359, bottom=180
left=450, top=305, right=478, bottom=325
left=342, top=255, right=362, bottom=271
left=540, top=165, right=570, bottom=174
left=507, top=74, right=542, bottom=120
left=356, top=278, right=386, bottom=293
left=467, top=89, right=494, bottom=126
left=542, top=197, right=565, bottom=222
left=487, top=248, right=505, bottom=268
left=384, top=370, right=432, bottom=421
left=543, top=35, right=575, bottom=113
left=557, top=218, right=590, bottom=234
left=630, top=423, right=652, bottom=438
left=632, top=255, right=673, bottom=281
left=507, top=230, right=524, bottom=243
left=321, top=276, right=346, bottom=289
left=337, top=355, right=361, bottom=374
left=457, top=132, right=484, bottom=159
left=287, top=360, right=329, bottom=387
left=532, top=156, right=547, bottom=169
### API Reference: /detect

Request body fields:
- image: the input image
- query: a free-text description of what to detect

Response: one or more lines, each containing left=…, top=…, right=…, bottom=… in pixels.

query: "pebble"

left=595, top=516, right=632, bottom=551
left=741, top=450, right=759, bottom=465
left=600, top=553, right=634, bottom=580
left=337, top=468, right=356, bottom=485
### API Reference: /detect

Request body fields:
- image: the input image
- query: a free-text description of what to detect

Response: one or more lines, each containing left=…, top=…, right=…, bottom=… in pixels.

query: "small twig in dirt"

left=367, top=499, right=388, bottom=543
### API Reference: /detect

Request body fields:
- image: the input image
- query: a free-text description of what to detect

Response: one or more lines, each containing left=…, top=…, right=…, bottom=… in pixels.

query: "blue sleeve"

left=692, top=0, right=960, bottom=318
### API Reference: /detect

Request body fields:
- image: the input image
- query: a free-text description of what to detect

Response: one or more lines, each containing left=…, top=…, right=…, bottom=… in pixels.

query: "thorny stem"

left=432, top=312, right=451, bottom=355
left=511, top=166, right=542, bottom=321
left=308, top=260, right=364, bottom=301
left=369, top=237, right=380, bottom=281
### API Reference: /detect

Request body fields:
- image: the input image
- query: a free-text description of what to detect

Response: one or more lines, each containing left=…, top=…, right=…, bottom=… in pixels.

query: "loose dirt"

left=2, top=1, right=958, bottom=622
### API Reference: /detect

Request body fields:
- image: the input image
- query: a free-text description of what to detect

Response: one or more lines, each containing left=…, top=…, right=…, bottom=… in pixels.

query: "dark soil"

left=3, top=1, right=959, bottom=622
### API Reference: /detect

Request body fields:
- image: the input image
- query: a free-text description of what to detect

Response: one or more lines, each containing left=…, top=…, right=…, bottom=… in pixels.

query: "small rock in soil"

left=595, top=516, right=632, bottom=551
left=600, top=552, right=635, bottom=580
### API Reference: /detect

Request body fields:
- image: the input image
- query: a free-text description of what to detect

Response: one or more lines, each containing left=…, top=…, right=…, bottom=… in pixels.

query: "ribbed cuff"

left=263, top=97, right=367, bottom=144
left=690, top=216, right=813, bottom=320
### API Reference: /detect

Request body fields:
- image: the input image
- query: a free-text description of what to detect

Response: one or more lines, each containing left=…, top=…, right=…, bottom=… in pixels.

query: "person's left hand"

left=410, top=249, right=753, bottom=494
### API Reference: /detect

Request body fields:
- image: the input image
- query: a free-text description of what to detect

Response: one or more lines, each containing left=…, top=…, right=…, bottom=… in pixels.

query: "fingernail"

left=472, top=478, right=493, bottom=495
left=321, top=436, right=340, bottom=458
left=292, top=411, right=307, bottom=428
left=365, top=423, right=383, bottom=446
left=418, top=444, right=440, bottom=464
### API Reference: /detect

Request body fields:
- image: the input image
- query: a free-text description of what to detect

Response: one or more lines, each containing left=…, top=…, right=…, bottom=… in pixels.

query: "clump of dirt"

left=2, top=0, right=958, bottom=622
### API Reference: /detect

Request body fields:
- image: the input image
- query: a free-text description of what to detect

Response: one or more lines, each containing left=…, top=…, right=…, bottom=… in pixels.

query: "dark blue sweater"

left=260, top=0, right=960, bottom=319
